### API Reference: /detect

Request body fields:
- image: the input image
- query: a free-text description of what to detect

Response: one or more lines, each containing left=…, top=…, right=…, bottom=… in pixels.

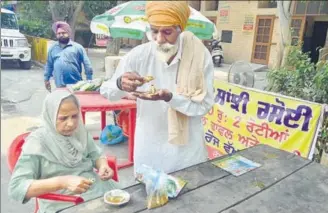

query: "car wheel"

left=19, top=61, right=32, bottom=70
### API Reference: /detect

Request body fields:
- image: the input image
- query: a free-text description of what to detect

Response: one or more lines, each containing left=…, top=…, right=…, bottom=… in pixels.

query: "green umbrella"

left=90, top=1, right=217, bottom=40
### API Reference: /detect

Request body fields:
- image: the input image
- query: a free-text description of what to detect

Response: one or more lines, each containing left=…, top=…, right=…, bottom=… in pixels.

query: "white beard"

left=155, top=38, right=180, bottom=63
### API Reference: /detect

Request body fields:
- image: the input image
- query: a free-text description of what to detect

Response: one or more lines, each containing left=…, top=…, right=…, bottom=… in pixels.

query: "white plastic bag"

left=136, top=165, right=169, bottom=209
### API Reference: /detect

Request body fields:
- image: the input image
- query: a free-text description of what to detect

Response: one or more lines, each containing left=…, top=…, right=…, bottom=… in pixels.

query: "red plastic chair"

left=7, top=132, right=119, bottom=213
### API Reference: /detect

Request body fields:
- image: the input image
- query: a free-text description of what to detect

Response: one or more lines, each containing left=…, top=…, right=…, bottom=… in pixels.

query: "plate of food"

left=132, top=84, right=159, bottom=98
left=135, top=75, right=155, bottom=86
left=146, top=84, right=158, bottom=96
left=143, top=76, right=154, bottom=83
left=104, top=189, right=130, bottom=206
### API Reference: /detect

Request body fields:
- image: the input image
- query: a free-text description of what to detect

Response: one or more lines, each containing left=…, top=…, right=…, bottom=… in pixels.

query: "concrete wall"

left=215, top=1, right=279, bottom=68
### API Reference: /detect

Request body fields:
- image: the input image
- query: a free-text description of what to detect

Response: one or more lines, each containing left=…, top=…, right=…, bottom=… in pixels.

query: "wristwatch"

left=165, top=92, right=173, bottom=102
left=116, top=76, right=123, bottom=90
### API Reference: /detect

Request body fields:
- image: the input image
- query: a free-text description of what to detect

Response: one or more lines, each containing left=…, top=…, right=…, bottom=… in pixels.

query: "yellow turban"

left=145, top=1, right=191, bottom=31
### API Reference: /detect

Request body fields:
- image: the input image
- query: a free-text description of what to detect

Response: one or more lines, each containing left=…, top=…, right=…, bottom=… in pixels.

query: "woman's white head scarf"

left=23, top=89, right=88, bottom=167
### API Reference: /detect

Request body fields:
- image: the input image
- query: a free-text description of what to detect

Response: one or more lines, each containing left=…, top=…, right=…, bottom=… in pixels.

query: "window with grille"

left=294, top=1, right=328, bottom=15
left=205, top=1, right=219, bottom=11
left=290, top=17, right=305, bottom=46
left=251, top=16, right=275, bottom=65
left=221, top=30, right=233, bottom=43
left=258, top=0, right=277, bottom=9
left=188, top=0, right=201, bottom=11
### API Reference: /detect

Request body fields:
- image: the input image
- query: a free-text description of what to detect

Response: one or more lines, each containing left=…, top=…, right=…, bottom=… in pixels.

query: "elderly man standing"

left=100, top=1, right=214, bottom=173
left=44, top=21, right=93, bottom=91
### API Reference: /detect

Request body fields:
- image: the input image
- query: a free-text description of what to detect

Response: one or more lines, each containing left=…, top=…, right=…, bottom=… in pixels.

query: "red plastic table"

left=75, top=92, right=136, bottom=169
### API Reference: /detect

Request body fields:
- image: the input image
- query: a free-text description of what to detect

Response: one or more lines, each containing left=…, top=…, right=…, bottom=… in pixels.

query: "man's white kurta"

left=100, top=35, right=214, bottom=174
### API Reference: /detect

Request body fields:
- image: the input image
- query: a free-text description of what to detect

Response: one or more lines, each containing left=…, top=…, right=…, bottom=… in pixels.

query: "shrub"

left=18, top=19, right=53, bottom=39
left=266, top=43, right=328, bottom=163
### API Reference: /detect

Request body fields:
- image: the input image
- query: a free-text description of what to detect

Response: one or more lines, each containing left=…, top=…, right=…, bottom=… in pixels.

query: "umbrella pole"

left=86, top=33, right=95, bottom=54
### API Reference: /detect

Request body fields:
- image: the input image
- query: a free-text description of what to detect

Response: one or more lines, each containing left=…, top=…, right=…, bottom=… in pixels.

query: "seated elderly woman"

left=8, top=89, right=120, bottom=213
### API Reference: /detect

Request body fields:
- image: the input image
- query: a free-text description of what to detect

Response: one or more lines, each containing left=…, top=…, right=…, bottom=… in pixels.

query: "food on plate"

left=143, top=76, right=154, bottom=83
left=148, top=84, right=157, bottom=95
left=104, top=189, right=130, bottom=206
left=135, top=75, right=154, bottom=86
left=107, top=195, right=125, bottom=204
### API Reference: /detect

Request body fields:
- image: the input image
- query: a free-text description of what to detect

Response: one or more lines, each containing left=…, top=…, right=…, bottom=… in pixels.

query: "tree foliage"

left=18, top=19, right=53, bottom=38
left=16, top=1, right=117, bottom=39
left=49, top=1, right=85, bottom=40
left=16, top=1, right=52, bottom=38
left=83, top=1, right=117, bottom=21
left=267, top=43, right=328, bottom=104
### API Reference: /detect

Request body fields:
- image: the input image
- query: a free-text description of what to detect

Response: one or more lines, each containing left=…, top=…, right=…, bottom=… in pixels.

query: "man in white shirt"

left=100, top=1, right=214, bottom=173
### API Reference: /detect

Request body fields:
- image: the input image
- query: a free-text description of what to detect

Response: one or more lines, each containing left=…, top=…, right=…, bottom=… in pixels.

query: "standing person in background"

left=44, top=21, right=93, bottom=92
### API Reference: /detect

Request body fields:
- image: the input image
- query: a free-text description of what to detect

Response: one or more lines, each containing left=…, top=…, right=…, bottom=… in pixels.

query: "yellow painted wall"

left=25, top=36, right=51, bottom=64
left=215, top=1, right=279, bottom=68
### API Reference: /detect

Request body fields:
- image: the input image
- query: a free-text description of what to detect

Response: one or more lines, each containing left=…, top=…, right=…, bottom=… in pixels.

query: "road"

left=1, top=62, right=43, bottom=213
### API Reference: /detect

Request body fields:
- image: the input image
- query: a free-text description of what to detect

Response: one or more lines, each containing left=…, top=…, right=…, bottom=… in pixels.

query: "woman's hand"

left=61, top=175, right=93, bottom=194
left=98, top=165, right=114, bottom=181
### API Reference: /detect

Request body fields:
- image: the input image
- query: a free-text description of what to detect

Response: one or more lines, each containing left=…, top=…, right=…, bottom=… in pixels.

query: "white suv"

left=1, top=8, right=32, bottom=69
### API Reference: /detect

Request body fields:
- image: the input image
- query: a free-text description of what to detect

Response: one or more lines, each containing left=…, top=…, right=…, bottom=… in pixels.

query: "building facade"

left=192, top=1, right=328, bottom=68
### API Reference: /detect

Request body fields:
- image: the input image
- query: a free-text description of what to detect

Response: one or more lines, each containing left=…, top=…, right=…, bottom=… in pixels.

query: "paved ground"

left=0, top=49, right=268, bottom=213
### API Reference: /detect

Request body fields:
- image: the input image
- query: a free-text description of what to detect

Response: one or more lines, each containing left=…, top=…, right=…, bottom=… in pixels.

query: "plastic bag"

left=136, top=165, right=169, bottom=209
left=136, top=165, right=187, bottom=199
left=100, top=125, right=127, bottom=145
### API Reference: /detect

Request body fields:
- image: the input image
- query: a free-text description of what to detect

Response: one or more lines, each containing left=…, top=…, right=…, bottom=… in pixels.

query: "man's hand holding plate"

left=118, top=72, right=144, bottom=92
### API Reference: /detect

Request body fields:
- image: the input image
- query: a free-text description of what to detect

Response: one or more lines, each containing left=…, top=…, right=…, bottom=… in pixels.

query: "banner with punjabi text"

left=203, top=80, right=323, bottom=160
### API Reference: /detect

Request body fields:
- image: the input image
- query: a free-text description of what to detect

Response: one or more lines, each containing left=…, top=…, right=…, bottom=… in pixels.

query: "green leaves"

left=16, top=1, right=118, bottom=39
left=84, top=1, right=118, bottom=21
left=18, top=19, right=53, bottom=38
left=16, top=1, right=53, bottom=38
left=267, top=43, right=328, bottom=163
left=267, top=43, right=328, bottom=104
